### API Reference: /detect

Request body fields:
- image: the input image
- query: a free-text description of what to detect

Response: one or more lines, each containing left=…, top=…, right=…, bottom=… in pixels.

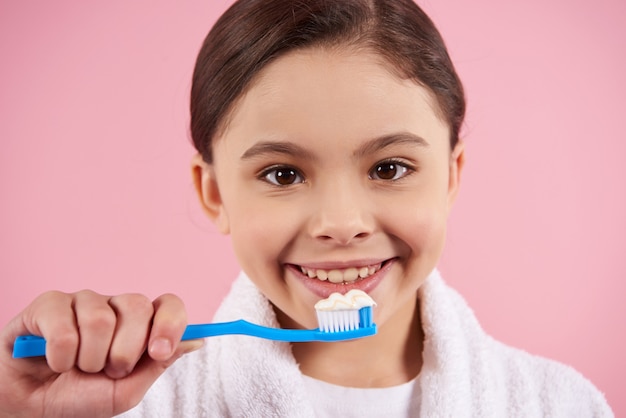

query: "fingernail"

left=149, top=338, right=173, bottom=358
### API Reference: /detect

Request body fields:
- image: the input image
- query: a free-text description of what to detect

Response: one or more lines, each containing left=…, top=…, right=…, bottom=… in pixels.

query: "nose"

left=307, top=180, right=374, bottom=245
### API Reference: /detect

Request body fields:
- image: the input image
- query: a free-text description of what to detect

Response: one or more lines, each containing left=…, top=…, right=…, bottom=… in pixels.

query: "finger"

left=74, top=290, right=116, bottom=373
left=147, top=294, right=188, bottom=361
left=20, top=291, right=79, bottom=373
left=104, top=294, right=154, bottom=379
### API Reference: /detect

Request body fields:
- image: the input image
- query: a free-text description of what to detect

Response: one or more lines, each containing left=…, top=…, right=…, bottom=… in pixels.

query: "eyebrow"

left=240, top=132, right=429, bottom=161
left=353, top=132, right=429, bottom=158
left=240, top=140, right=315, bottom=161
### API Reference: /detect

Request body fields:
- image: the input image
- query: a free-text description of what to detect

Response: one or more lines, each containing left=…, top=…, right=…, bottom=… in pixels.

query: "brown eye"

left=262, top=166, right=304, bottom=186
left=369, top=161, right=411, bottom=181
left=375, top=163, right=398, bottom=180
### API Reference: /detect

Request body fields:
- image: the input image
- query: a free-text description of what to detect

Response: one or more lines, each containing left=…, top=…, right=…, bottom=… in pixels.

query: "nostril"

left=309, top=211, right=374, bottom=244
left=315, top=231, right=371, bottom=245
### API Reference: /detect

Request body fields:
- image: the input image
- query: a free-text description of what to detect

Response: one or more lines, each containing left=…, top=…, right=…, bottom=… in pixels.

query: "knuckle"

left=106, top=352, right=135, bottom=374
left=32, top=290, right=71, bottom=308
left=153, top=293, right=188, bottom=331
left=25, top=291, right=72, bottom=326
left=173, top=313, right=188, bottom=328
left=80, top=306, right=116, bottom=330
left=79, top=361, right=105, bottom=374
left=157, top=292, right=185, bottom=307
left=152, top=317, right=187, bottom=341
left=75, top=288, right=100, bottom=298
left=47, top=328, right=79, bottom=352
left=46, top=330, right=79, bottom=372
left=160, top=312, right=187, bottom=331
left=37, top=289, right=69, bottom=301
left=117, top=293, right=154, bottom=317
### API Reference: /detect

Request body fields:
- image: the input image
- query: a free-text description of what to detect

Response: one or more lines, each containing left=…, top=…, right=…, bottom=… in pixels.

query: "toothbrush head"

left=312, top=290, right=377, bottom=341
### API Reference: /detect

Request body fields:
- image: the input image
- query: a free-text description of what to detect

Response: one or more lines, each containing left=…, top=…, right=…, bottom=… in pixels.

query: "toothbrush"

left=12, top=305, right=376, bottom=358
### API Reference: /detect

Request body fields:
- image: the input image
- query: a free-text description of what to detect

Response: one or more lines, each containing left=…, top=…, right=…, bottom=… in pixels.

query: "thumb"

left=111, top=339, right=204, bottom=414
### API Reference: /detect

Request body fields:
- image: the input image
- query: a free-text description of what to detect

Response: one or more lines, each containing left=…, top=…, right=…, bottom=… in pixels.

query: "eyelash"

left=368, top=158, right=415, bottom=181
left=258, top=165, right=305, bottom=187
left=258, top=158, right=415, bottom=187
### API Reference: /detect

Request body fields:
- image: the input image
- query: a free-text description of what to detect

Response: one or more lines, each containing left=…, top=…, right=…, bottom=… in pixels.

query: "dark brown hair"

left=191, top=0, right=465, bottom=163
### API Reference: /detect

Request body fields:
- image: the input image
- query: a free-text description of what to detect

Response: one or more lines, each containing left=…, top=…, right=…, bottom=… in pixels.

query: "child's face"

left=193, top=48, right=463, bottom=330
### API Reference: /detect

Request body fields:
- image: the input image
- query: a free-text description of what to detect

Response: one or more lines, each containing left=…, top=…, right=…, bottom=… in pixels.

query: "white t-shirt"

left=302, top=375, right=421, bottom=417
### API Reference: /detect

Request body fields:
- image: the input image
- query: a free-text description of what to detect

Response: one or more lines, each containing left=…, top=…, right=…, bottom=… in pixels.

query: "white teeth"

left=300, top=263, right=382, bottom=284
left=328, top=270, right=343, bottom=283
left=344, top=268, right=358, bottom=282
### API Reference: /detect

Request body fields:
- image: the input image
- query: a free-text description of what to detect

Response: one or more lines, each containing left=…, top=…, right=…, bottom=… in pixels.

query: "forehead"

left=216, top=47, right=449, bottom=153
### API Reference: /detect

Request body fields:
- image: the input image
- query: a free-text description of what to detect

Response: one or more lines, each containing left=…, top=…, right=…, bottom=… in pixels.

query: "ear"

left=191, top=154, right=230, bottom=234
left=446, top=141, right=465, bottom=210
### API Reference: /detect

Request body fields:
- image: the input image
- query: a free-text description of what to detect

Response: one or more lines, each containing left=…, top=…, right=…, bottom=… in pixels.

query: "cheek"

left=383, top=186, right=449, bottom=252
left=380, top=193, right=450, bottom=302
left=396, top=209, right=447, bottom=261
left=227, top=203, right=298, bottom=274
left=226, top=205, right=318, bottom=328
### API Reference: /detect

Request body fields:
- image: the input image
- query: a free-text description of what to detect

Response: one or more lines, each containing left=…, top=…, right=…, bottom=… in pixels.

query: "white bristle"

left=316, top=309, right=361, bottom=333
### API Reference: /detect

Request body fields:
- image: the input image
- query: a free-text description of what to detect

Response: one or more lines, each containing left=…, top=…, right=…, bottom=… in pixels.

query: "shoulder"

left=420, top=271, right=613, bottom=417
left=487, top=338, right=613, bottom=417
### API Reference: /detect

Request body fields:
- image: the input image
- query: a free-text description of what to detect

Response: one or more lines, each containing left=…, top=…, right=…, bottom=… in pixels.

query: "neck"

left=289, top=295, right=423, bottom=388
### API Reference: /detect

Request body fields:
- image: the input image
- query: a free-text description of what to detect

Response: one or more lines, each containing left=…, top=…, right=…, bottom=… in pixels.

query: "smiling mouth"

left=296, top=261, right=386, bottom=284
left=288, top=259, right=395, bottom=298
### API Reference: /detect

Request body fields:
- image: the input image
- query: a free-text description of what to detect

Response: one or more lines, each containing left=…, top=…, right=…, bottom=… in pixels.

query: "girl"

left=0, top=0, right=613, bottom=416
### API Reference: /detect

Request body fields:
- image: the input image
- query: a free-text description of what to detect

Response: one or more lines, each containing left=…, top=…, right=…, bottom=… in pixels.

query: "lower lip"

left=287, top=259, right=396, bottom=298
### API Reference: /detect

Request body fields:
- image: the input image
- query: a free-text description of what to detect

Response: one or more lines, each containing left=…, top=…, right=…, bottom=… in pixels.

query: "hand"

left=0, top=290, right=203, bottom=418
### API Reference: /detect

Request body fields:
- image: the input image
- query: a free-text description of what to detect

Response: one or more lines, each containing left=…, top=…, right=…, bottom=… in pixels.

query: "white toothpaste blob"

left=314, top=290, right=376, bottom=332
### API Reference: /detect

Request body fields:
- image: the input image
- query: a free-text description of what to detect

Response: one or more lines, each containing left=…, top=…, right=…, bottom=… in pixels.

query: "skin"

left=193, top=47, right=464, bottom=387
left=0, top=46, right=464, bottom=416
left=0, top=292, right=202, bottom=417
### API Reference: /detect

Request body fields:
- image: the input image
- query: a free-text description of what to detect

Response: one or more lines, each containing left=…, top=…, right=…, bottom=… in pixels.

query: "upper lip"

left=287, top=258, right=392, bottom=270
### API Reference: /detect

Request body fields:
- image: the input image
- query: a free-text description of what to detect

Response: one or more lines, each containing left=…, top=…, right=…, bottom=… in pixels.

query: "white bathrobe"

left=120, top=270, right=613, bottom=417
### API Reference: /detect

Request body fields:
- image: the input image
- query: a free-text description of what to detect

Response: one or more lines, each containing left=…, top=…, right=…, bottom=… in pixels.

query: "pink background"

left=1, top=1, right=624, bottom=414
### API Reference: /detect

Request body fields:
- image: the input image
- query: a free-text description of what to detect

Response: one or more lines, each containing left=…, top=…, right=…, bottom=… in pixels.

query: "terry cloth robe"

left=119, top=270, right=613, bottom=417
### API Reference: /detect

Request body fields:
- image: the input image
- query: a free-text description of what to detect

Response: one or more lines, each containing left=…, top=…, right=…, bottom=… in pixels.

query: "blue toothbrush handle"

left=182, top=319, right=376, bottom=342
left=12, top=335, right=46, bottom=358
left=13, top=319, right=376, bottom=358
